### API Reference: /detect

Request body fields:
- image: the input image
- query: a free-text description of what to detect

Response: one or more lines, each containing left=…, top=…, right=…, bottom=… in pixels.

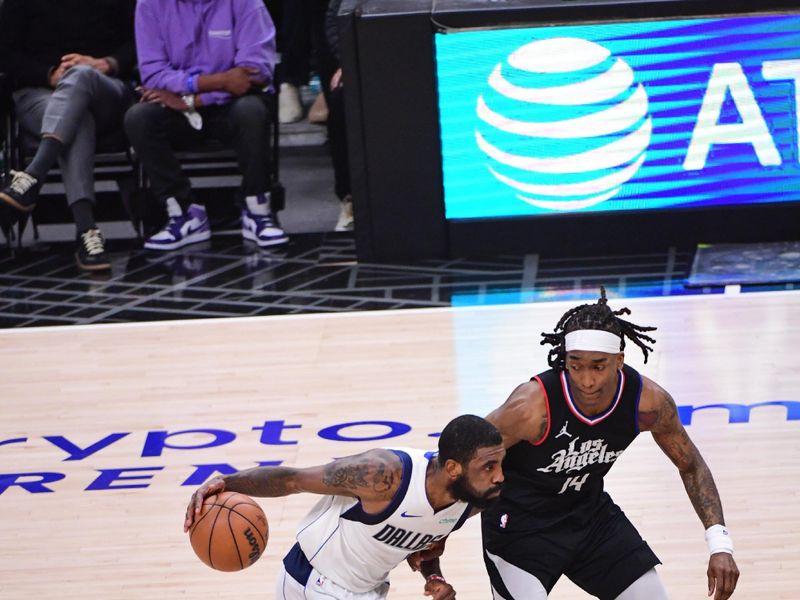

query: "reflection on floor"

left=1, top=233, right=796, bottom=327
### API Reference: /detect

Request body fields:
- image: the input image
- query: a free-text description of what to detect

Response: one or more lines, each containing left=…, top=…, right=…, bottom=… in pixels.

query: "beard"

left=449, top=474, right=502, bottom=509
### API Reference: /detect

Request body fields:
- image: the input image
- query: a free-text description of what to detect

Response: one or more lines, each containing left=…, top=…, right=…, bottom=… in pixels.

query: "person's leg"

left=565, top=494, right=661, bottom=600
left=613, top=568, right=668, bottom=600
left=306, top=0, right=332, bottom=124
left=279, top=0, right=314, bottom=123
left=124, top=102, right=198, bottom=207
left=208, top=95, right=272, bottom=197
left=48, top=68, right=131, bottom=269
left=58, top=109, right=97, bottom=219
left=2, top=68, right=130, bottom=211
left=0, top=88, right=52, bottom=213
left=206, top=96, right=287, bottom=247
left=326, top=88, right=349, bottom=198
left=124, top=102, right=211, bottom=250
left=55, top=109, right=112, bottom=271
left=31, top=65, right=125, bottom=180
left=484, top=549, right=549, bottom=600
left=327, top=85, right=353, bottom=231
left=481, top=507, right=574, bottom=600
left=281, top=0, right=313, bottom=87
left=6, top=73, right=130, bottom=269
left=59, top=67, right=130, bottom=229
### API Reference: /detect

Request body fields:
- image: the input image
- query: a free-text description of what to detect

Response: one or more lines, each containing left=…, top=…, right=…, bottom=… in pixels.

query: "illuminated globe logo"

left=475, top=38, right=652, bottom=210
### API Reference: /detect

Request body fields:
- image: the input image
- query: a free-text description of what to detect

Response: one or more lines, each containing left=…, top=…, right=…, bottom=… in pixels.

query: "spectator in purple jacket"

left=124, top=0, right=287, bottom=251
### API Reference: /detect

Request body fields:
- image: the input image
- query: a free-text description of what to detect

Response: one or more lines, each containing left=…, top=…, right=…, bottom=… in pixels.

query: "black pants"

left=325, top=85, right=350, bottom=200
left=124, top=95, right=273, bottom=204
left=482, top=492, right=660, bottom=600
left=281, top=0, right=334, bottom=87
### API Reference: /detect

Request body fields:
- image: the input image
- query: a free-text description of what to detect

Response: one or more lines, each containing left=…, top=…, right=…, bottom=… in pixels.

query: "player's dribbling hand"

left=184, top=476, right=226, bottom=532
left=707, top=552, right=739, bottom=599
left=424, top=579, right=456, bottom=600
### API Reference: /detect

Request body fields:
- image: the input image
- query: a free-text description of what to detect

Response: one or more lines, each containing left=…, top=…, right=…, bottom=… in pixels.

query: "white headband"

left=564, top=330, right=622, bottom=354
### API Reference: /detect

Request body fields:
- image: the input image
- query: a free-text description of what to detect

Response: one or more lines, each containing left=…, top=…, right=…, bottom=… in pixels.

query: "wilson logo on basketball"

left=243, top=527, right=261, bottom=564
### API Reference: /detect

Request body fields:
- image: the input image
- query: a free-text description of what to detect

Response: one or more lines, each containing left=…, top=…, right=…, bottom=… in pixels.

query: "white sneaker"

left=335, top=196, right=354, bottom=231
left=279, top=83, right=303, bottom=124
left=242, top=206, right=289, bottom=247
left=144, top=198, right=211, bottom=251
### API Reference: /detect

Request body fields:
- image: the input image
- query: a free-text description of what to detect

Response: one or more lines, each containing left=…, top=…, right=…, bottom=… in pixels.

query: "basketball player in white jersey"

left=185, top=414, right=505, bottom=600
left=481, top=288, right=740, bottom=600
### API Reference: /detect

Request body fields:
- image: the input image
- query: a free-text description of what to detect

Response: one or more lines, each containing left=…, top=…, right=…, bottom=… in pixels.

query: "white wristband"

left=705, top=524, right=734, bottom=555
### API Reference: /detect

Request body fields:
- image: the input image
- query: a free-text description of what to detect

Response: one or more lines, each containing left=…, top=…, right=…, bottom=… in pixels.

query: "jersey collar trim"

left=560, top=369, right=625, bottom=426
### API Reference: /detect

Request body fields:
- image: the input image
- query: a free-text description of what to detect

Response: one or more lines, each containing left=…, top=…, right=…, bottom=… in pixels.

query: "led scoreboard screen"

left=435, top=14, right=800, bottom=220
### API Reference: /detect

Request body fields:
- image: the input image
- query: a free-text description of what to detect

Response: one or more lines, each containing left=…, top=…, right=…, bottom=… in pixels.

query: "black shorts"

left=482, top=492, right=660, bottom=600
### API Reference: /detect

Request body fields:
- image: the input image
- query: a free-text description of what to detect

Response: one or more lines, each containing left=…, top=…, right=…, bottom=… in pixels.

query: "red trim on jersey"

left=530, top=375, right=551, bottom=445
left=560, top=369, right=625, bottom=426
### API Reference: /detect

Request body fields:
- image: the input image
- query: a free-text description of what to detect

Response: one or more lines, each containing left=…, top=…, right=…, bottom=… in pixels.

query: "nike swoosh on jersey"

left=401, top=511, right=422, bottom=518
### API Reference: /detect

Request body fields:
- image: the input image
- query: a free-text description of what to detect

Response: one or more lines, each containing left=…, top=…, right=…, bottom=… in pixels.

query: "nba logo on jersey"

left=499, top=514, right=508, bottom=529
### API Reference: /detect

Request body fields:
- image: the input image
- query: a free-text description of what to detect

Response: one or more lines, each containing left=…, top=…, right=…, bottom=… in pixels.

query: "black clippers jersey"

left=495, top=364, right=643, bottom=522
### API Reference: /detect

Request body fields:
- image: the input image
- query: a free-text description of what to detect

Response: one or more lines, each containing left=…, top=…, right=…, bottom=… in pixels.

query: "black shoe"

left=0, top=170, right=41, bottom=213
left=75, top=228, right=111, bottom=272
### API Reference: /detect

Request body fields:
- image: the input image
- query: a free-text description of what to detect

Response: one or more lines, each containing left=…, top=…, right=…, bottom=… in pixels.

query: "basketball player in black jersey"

left=481, top=288, right=739, bottom=600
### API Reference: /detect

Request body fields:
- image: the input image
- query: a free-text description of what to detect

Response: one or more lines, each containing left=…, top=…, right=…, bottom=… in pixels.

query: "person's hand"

left=424, top=577, right=455, bottom=600
left=222, top=66, right=261, bottom=96
left=137, top=87, right=187, bottom=112
left=184, top=477, right=226, bottom=532
left=407, top=539, right=446, bottom=571
left=49, top=63, right=68, bottom=88
left=60, top=54, right=112, bottom=74
left=707, top=552, right=739, bottom=599
left=330, top=68, right=343, bottom=90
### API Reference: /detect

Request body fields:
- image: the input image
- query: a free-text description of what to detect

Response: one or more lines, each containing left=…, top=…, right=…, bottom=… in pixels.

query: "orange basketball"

left=189, top=491, right=269, bottom=572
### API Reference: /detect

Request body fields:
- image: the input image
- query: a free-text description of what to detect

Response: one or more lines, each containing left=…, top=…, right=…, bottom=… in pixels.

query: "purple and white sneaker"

left=144, top=198, right=211, bottom=251
left=241, top=205, right=288, bottom=247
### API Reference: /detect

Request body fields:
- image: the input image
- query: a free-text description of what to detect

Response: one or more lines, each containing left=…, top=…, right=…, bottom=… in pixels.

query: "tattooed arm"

left=184, top=449, right=403, bottom=531
left=639, top=376, right=739, bottom=600
left=486, top=381, right=549, bottom=448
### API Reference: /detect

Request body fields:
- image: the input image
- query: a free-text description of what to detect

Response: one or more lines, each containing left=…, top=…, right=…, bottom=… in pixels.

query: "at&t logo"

left=475, top=37, right=652, bottom=211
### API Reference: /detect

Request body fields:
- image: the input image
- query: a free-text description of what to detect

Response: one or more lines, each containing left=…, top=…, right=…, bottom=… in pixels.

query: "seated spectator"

left=125, top=0, right=286, bottom=251
left=0, top=0, right=136, bottom=271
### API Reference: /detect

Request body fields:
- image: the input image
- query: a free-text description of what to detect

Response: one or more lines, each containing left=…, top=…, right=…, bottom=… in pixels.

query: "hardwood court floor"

left=1, top=291, right=798, bottom=599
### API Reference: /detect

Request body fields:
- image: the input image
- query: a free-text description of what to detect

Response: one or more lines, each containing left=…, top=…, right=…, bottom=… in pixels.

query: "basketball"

left=189, top=491, right=269, bottom=572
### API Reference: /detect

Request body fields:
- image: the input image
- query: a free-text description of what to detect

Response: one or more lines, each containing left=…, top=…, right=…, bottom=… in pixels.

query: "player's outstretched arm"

left=639, top=377, right=740, bottom=600
left=486, top=381, right=548, bottom=448
left=184, top=449, right=403, bottom=531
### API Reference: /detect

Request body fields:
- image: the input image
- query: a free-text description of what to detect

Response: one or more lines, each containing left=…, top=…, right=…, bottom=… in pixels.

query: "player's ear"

left=616, top=352, right=624, bottom=369
left=444, top=458, right=463, bottom=479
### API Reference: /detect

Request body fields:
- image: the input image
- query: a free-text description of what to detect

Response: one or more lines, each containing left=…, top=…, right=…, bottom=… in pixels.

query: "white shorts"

left=275, top=544, right=390, bottom=600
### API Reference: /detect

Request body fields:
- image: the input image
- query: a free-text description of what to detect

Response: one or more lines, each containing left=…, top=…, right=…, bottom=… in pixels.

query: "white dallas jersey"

left=295, top=448, right=472, bottom=593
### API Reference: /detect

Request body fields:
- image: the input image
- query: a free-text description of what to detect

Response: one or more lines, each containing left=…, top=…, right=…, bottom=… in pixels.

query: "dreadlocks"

left=540, top=287, right=657, bottom=370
